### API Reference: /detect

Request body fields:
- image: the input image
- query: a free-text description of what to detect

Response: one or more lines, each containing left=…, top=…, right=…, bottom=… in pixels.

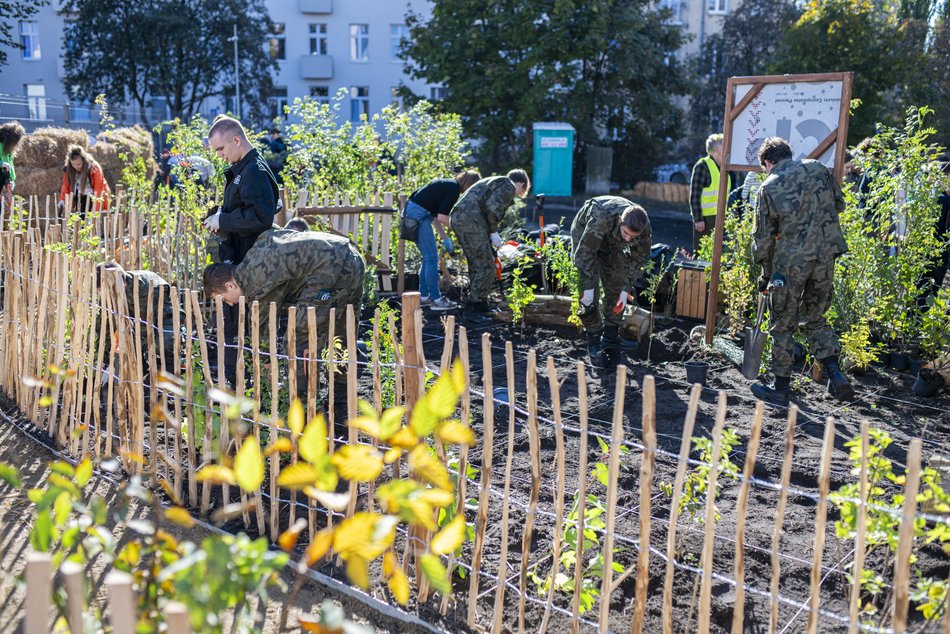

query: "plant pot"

left=890, top=352, right=911, bottom=372
left=913, top=369, right=944, bottom=397
left=685, top=361, right=709, bottom=386
left=873, top=351, right=891, bottom=367
left=492, top=386, right=509, bottom=407
left=909, top=359, right=923, bottom=377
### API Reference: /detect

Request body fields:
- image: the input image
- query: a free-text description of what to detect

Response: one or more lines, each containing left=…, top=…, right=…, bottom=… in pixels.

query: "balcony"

left=299, top=0, right=332, bottom=13
left=300, top=55, right=333, bottom=79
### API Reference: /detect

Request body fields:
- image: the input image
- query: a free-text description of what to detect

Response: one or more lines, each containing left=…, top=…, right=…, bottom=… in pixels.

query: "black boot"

left=601, top=326, right=623, bottom=370
left=464, top=301, right=493, bottom=326
left=751, top=375, right=791, bottom=407
left=586, top=330, right=605, bottom=368
left=822, top=356, right=856, bottom=401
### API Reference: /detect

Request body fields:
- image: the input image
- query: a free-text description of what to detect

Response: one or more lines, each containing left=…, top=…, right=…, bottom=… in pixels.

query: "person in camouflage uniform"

left=751, top=137, right=855, bottom=406
left=96, top=262, right=179, bottom=377
left=202, top=229, right=365, bottom=394
left=571, top=196, right=652, bottom=368
left=449, top=169, right=530, bottom=324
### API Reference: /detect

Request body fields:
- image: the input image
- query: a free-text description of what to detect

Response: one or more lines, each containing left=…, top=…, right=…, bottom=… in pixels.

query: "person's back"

left=453, top=175, right=516, bottom=230
left=757, top=158, right=847, bottom=270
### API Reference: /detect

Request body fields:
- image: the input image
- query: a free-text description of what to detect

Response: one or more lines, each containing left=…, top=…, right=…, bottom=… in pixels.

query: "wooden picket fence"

left=24, top=552, right=192, bottom=634
left=0, top=204, right=947, bottom=632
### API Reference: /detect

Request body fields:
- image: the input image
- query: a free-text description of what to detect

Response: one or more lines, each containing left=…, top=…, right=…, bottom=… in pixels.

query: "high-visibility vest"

left=700, top=156, right=730, bottom=217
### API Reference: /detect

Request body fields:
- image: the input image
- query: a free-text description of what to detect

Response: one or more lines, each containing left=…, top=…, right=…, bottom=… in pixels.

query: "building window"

left=269, top=23, right=286, bottom=60
left=350, top=86, right=369, bottom=121
left=708, top=0, right=728, bottom=14
left=658, top=0, right=683, bottom=23
left=309, top=23, right=327, bottom=55
left=310, top=86, right=330, bottom=104
left=20, top=21, right=41, bottom=60
left=26, top=84, right=46, bottom=119
left=350, top=24, right=369, bottom=62
left=270, top=87, right=288, bottom=119
left=429, top=86, right=448, bottom=101
left=390, top=86, right=405, bottom=110
left=390, top=24, right=408, bottom=62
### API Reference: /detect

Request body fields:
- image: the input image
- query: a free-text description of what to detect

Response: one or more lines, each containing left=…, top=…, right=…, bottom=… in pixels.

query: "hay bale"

left=91, top=142, right=122, bottom=186
left=97, top=125, right=157, bottom=185
left=14, top=166, right=63, bottom=203
left=15, top=134, right=63, bottom=170
left=31, top=126, right=89, bottom=161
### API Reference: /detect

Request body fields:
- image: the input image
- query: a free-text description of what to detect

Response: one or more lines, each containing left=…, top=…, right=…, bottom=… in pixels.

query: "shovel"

left=741, top=293, right=768, bottom=380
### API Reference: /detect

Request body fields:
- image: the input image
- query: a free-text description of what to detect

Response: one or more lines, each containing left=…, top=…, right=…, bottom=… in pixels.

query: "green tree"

left=62, top=0, right=277, bottom=125
left=687, top=0, right=801, bottom=154
left=401, top=0, right=687, bottom=185
left=0, top=0, right=49, bottom=66
left=907, top=3, right=950, bottom=150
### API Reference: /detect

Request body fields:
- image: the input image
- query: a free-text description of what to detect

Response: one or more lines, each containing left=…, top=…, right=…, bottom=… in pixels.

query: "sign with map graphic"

left=704, top=72, right=853, bottom=345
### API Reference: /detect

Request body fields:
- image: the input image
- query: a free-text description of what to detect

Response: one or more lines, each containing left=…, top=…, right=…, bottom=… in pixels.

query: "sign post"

left=703, top=72, right=853, bottom=345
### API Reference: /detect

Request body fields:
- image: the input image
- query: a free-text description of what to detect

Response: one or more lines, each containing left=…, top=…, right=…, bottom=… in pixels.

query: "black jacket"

left=218, top=148, right=281, bottom=263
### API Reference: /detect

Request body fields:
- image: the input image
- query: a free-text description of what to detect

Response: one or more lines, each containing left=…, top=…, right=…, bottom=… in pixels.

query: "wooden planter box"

left=675, top=263, right=709, bottom=321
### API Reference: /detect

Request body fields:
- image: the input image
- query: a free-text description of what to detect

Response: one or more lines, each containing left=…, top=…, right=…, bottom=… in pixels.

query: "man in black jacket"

left=203, top=116, right=281, bottom=263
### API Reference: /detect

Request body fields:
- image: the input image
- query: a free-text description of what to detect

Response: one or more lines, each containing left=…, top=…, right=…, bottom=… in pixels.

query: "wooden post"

left=61, top=560, right=84, bottom=634
left=287, top=306, right=298, bottom=528
left=166, top=601, right=191, bottom=634
left=661, top=383, right=701, bottom=634
left=571, top=362, right=590, bottom=634
left=215, top=297, right=229, bottom=507
left=105, top=570, right=136, bottom=634
left=268, top=302, right=280, bottom=538
left=490, top=340, right=517, bottom=634
left=250, top=301, right=266, bottom=535
left=769, top=405, right=798, bottom=634
left=539, top=356, right=566, bottom=634
left=805, top=418, right=835, bottom=634
left=518, top=350, right=542, bottom=634
left=307, top=307, right=318, bottom=534
left=467, top=333, right=495, bottom=628
left=892, top=438, right=923, bottom=631
left=697, top=391, right=728, bottom=633
left=25, top=552, right=51, bottom=634
left=631, top=375, right=657, bottom=633
left=345, top=304, right=358, bottom=520
left=183, top=294, right=198, bottom=506
left=730, top=402, right=764, bottom=634
left=848, top=421, right=870, bottom=634
left=171, top=287, right=183, bottom=501
left=599, top=365, right=627, bottom=632
left=191, top=291, right=214, bottom=514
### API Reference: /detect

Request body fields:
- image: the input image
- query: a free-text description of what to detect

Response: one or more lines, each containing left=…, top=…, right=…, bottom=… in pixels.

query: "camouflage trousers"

left=578, top=254, right=631, bottom=333
left=768, top=258, right=840, bottom=377
left=450, top=208, right=496, bottom=303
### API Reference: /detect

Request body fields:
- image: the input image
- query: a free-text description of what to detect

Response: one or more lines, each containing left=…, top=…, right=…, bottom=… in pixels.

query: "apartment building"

left=660, top=0, right=739, bottom=60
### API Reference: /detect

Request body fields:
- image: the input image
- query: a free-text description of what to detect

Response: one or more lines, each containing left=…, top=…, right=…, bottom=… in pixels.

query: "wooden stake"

left=307, top=307, right=318, bottom=534
left=25, top=552, right=50, bottom=634
left=401, top=292, right=422, bottom=411
left=287, top=306, right=297, bottom=528
left=697, top=391, right=728, bottom=633
left=62, top=560, right=84, bottom=634
left=598, top=365, right=628, bottom=633
left=191, top=291, right=214, bottom=514
left=539, top=357, right=566, bottom=634
left=467, top=332, right=494, bottom=628
left=171, top=287, right=183, bottom=501
left=730, top=401, right=763, bottom=634
left=848, top=421, right=870, bottom=634
left=571, top=362, right=590, bottom=634
left=269, top=302, right=280, bottom=538
left=518, top=350, right=542, bottom=633
left=892, top=438, right=922, bottom=631
left=165, top=601, right=191, bottom=634
left=769, top=406, right=798, bottom=634
left=250, top=301, right=266, bottom=535
left=345, top=304, right=358, bottom=521
left=105, top=570, right=136, bottom=634
left=630, top=375, right=657, bottom=632
left=491, top=340, right=517, bottom=634
left=805, top=417, right=836, bottom=634
left=215, top=297, right=229, bottom=507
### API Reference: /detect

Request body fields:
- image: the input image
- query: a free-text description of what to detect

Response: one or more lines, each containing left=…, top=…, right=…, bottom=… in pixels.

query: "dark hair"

left=455, top=169, right=480, bottom=192
left=621, top=204, right=649, bottom=233
left=284, top=217, right=310, bottom=232
left=209, top=116, right=246, bottom=141
left=0, top=121, right=26, bottom=155
left=758, top=137, right=793, bottom=168
left=507, top=168, right=530, bottom=191
left=203, top=262, right=237, bottom=295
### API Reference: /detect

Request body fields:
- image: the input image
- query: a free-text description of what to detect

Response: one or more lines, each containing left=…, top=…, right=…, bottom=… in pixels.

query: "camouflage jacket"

left=570, top=196, right=653, bottom=292
left=450, top=176, right=516, bottom=232
left=234, top=229, right=361, bottom=328
left=753, top=159, right=848, bottom=277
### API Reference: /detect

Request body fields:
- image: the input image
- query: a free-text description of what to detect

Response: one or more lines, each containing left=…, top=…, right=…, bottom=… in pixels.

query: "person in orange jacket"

left=58, top=145, right=111, bottom=216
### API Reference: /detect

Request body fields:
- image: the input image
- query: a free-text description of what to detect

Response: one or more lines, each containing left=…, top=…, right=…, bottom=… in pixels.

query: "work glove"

left=580, top=288, right=595, bottom=307
left=442, top=237, right=454, bottom=254
left=57, top=200, right=64, bottom=212
left=490, top=232, right=503, bottom=248
left=203, top=211, right=221, bottom=232
left=757, top=273, right=770, bottom=293
left=613, top=291, right=629, bottom=315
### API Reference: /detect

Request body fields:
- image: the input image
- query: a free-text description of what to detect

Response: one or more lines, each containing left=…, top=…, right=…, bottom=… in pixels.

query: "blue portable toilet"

left=532, top=122, right=575, bottom=196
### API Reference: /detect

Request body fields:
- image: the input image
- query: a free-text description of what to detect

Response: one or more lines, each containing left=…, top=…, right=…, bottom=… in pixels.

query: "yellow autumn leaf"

left=277, top=463, right=320, bottom=489
left=418, top=487, right=455, bottom=508
left=383, top=447, right=401, bottom=464
left=347, top=555, right=370, bottom=589
left=196, top=465, right=236, bottom=485
left=389, top=567, right=410, bottom=605
left=330, top=445, right=383, bottom=482
left=350, top=415, right=381, bottom=438
left=436, top=420, right=475, bottom=445
left=419, top=553, right=451, bottom=595
left=406, top=498, right=438, bottom=531
left=264, top=437, right=293, bottom=457
left=431, top=514, right=466, bottom=555
left=287, top=399, right=305, bottom=436
left=234, top=437, right=264, bottom=492
left=278, top=518, right=308, bottom=552
left=332, top=513, right=376, bottom=556
left=299, top=414, right=328, bottom=464
left=382, top=550, right=398, bottom=578
left=408, top=445, right=452, bottom=491
left=303, top=487, right=350, bottom=512
left=164, top=506, right=195, bottom=529
left=389, top=426, right=419, bottom=449
left=305, top=529, right=334, bottom=565
left=379, top=406, right=406, bottom=440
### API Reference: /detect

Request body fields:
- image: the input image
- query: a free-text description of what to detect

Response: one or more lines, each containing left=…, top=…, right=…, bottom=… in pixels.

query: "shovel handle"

left=754, top=292, right=767, bottom=329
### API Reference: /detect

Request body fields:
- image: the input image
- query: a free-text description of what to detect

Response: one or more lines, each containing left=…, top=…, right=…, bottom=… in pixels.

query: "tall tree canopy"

left=62, top=0, right=276, bottom=124
left=0, top=0, right=49, bottom=66
left=401, top=0, right=687, bottom=185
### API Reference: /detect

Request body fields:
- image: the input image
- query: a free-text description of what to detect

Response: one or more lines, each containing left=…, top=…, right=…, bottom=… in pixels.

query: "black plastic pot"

left=909, top=359, right=923, bottom=377
left=913, top=369, right=944, bottom=397
left=890, top=352, right=911, bottom=372
left=685, top=361, right=709, bottom=386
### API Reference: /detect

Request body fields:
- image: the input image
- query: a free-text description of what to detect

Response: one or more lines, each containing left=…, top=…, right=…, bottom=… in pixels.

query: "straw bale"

left=14, top=167, right=63, bottom=201
left=14, top=134, right=63, bottom=170
left=30, top=127, right=89, bottom=162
